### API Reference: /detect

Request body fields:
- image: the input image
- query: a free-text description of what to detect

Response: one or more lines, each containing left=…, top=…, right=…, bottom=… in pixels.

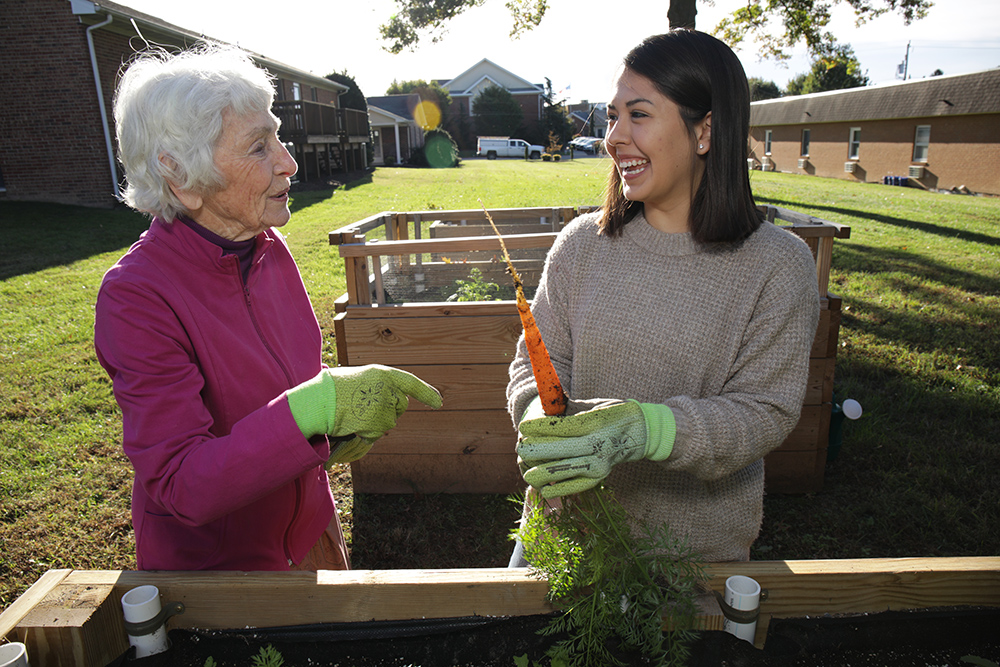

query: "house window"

left=764, top=129, right=773, bottom=155
left=800, top=129, right=811, bottom=156
left=913, top=125, right=931, bottom=162
left=292, top=82, right=301, bottom=101
left=311, top=87, right=318, bottom=102
left=848, top=127, right=861, bottom=159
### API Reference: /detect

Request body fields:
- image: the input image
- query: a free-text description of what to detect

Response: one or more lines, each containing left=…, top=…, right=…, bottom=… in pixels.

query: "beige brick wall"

left=750, top=114, right=1000, bottom=195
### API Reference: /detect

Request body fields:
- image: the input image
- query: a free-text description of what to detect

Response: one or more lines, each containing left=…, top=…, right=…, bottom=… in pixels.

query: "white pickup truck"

left=477, top=136, right=544, bottom=160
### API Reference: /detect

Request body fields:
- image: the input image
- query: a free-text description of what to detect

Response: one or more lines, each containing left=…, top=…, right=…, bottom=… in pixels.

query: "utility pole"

left=902, top=41, right=911, bottom=80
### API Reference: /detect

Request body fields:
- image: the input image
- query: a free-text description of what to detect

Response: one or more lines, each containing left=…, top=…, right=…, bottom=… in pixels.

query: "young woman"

left=508, top=30, right=820, bottom=562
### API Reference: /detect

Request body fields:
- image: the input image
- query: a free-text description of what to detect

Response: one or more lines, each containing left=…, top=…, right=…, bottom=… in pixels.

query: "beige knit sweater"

left=507, top=210, right=820, bottom=562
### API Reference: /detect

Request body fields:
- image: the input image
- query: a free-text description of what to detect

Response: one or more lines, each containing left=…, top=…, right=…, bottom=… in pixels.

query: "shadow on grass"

left=832, top=243, right=1000, bottom=371
left=0, top=202, right=150, bottom=280
left=757, top=195, right=1000, bottom=248
left=1, top=171, right=376, bottom=280
left=288, top=172, right=374, bottom=214
left=757, top=354, right=1000, bottom=561
left=834, top=242, right=1000, bottom=296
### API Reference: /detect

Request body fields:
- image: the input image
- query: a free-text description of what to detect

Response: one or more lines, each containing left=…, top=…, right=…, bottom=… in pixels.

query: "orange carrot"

left=482, top=203, right=567, bottom=416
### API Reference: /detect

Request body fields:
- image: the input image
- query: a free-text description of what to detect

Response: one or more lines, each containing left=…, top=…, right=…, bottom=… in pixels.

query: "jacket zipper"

left=239, top=265, right=304, bottom=566
left=243, top=282, right=294, bottom=388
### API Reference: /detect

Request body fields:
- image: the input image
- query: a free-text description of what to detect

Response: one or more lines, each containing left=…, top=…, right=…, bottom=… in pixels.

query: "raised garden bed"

left=329, top=205, right=850, bottom=495
left=2, top=558, right=997, bottom=666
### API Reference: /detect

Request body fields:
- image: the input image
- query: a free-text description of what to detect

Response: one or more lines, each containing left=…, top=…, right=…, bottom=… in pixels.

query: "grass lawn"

left=2, top=160, right=998, bottom=611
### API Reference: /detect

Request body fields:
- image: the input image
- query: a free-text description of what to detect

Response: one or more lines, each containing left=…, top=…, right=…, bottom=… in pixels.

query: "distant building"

left=566, top=101, right=607, bottom=139
left=0, top=0, right=370, bottom=208
left=749, top=69, right=1000, bottom=195
left=367, top=95, right=426, bottom=166
left=434, top=59, right=546, bottom=150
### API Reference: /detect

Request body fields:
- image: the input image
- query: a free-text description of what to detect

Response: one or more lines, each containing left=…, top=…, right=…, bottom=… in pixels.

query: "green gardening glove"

left=516, top=397, right=676, bottom=499
left=286, top=364, right=442, bottom=463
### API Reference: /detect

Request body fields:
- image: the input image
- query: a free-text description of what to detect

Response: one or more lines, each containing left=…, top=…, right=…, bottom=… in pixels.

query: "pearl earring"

left=699, top=143, right=704, bottom=150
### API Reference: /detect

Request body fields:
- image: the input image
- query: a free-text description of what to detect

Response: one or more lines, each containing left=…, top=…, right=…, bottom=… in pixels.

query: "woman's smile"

left=617, top=156, right=650, bottom=178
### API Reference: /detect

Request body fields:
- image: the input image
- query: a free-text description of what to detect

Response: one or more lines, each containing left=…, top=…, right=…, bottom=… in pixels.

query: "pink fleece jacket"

left=95, top=218, right=334, bottom=571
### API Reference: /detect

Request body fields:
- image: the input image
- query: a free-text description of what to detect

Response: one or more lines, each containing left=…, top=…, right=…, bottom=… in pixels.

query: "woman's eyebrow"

left=608, top=97, right=655, bottom=111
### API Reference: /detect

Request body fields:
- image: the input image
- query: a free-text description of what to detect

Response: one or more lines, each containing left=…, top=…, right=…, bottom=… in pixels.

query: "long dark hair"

left=600, top=30, right=762, bottom=244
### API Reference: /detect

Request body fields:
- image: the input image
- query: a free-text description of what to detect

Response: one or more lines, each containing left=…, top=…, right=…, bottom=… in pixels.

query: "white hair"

left=114, top=43, right=276, bottom=220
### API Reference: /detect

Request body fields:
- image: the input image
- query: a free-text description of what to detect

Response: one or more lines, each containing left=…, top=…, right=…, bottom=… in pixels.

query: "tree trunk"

left=667, top=0, right=697, bottom=29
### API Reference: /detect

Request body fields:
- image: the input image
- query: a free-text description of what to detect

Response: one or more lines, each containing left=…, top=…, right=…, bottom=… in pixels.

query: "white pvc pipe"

left=723, top=575, right=761, bottom=643
left=0, top=642, right=29, bottom=667
left=121, top=585, right=170, bottom=657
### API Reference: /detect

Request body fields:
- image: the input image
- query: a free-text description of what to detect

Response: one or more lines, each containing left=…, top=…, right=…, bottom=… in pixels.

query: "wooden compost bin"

left=2, top=557, right=998, bottom=666
left=329, top=205, right=850, bottom=495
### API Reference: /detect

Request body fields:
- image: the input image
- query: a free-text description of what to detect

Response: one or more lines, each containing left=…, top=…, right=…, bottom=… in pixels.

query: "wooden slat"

left=704, top=557, right=1000, bottom=645
left=397, top=206, right=571, bottom=223
left=394, top=364, right=510, bottom=411
left=367, top=409, right=516, bottom=456
left=430, top=222, right=557, bottom=238
left=765, top=404, right=831, bottom=494
left=810, top=306, right=843, bottom=359
left=341, top=314, right=521, bottom=366
left=815, top=235, right=834, bottom=297
left=328, top=211, right=391, bottom=245
left=64, top=569, right=554, bottom=630
left=773, top=404, right=829, bottom=452
left=804, top=357, right=836, bottom=405
left=340, top=301, right=518, bottom=318
left=821, top=293, right=843, bottom=358
left=0, top=569, right=72, bottom=642
left=338, top=232, right=558, bottom=258
left=333, top=312, right=350, bottom=366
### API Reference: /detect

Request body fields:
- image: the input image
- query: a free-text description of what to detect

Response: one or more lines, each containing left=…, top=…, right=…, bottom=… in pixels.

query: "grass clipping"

left=515, top=485, right=704, bottom=667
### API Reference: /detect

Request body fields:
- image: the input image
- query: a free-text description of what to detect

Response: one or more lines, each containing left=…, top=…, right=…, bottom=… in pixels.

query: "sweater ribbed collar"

left=622, top=210, right=701, bottom=257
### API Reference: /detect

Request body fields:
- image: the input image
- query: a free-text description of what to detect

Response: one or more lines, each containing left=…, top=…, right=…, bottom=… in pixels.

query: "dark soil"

left=110, top=606, right=1000, bottom=667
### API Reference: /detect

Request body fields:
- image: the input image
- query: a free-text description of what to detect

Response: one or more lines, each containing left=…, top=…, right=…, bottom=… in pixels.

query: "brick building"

left=0, top=0, right=369, bottom=208
left=749, top=69, right=1000, bottom=195
left=434, top=59, right=546, bottom=151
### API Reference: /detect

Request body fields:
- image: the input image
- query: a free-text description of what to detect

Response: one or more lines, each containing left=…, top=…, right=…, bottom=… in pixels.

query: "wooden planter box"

left=329, top=206, right=850, bottom=495
left=3, top=557, right=997, bottom=666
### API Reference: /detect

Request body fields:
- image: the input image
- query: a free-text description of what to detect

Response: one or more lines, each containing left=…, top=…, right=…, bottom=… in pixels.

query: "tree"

left=785, top=72, right=809, bottom=97
left=385, top=79, right=453, bottom=130
left=471, top=85, right=523, bottom=137
left=748, top=77, right=782, bottom=101
left=785, top=42, right=870, bottom=95
left=715, top=0, right=931, bottom=62
left=379, top=0, right=931, bottom=61
left=325, top=71, right=367, bottom=111
left=536, top=78, right=575, bottom=147
left=408, top=128, right=460, bottom=168
left=386, top=78, right=452, bottom=110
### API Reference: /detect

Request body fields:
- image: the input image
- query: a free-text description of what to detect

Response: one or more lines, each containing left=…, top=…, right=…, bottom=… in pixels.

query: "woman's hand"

left=517, top=398, right=676, bottom=498
left=286, top=365, right=442, bottom=461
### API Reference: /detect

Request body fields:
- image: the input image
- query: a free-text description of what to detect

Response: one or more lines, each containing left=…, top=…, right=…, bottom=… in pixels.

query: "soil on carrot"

left=113, top=607, right=1000, bottom=667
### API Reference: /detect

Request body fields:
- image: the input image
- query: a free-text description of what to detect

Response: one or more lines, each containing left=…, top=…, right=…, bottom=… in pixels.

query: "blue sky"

left=121, top=0, right=1000, bottom=104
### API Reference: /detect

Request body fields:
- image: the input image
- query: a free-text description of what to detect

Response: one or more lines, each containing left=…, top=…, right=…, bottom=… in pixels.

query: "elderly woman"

left=95, top=44, right=441, bottom=572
